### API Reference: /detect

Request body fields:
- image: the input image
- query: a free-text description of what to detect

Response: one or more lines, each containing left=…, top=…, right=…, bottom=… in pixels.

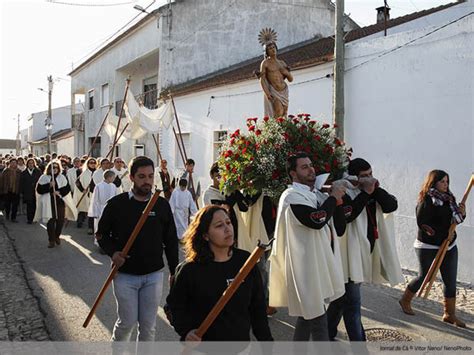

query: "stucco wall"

left=56, top=136, right=75, bottom=158
left=163, top=6, right=473, bottom=283
left=158, top=0, right=345, bottom=88
left=70, top=18, right=160, bottom=158
left=30, top=105, right=76, bottom=141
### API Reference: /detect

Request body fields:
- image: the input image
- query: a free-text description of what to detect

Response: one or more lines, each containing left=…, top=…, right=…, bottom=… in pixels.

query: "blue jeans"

left=326, top=281, right=366, bottom=341
left=408, top=246, right=458, bottom=298
left=111, top=270, right=164, bottom=341
left=293, top=313, right=329, bottom=341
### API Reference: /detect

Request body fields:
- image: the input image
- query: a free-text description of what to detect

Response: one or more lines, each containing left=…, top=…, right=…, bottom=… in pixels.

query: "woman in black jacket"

left=166, top=205, right=273, bottom=343
left=399, top=170, right=466, bottom=327
left=20, top=158, right=42, bottom=224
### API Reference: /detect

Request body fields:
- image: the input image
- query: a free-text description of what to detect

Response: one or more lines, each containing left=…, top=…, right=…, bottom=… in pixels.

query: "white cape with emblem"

left=34, top=174, right=78, bottom=223
left=269, top=185, right=345, bottom=320
left=339, top=188, right=403, bottom=286
left=234, top=194, right=270, bottom=253
left=73, top=169, right=93, bottom=212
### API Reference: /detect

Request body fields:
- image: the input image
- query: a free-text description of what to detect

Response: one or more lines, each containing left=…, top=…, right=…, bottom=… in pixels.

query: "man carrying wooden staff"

left=96, top=156, right=179, bottom=341
left=399, top=170, right=467, bottom=327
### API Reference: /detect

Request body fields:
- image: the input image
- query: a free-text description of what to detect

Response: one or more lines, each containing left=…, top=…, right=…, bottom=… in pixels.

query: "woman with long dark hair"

left=35, top=160, right=77, bottom=248
left=166, top=205, right=273, bottom=342
left=399, top=170, right=466, bottom=327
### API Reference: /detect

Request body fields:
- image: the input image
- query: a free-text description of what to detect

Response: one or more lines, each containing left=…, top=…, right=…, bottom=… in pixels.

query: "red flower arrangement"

left=218, top=114, right=350, bottom=201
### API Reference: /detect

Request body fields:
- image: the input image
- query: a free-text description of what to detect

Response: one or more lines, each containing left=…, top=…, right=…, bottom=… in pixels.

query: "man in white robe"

left=73, top=157, right=96, bottom=233
left=88, top=170, right=118, bottom=248
left=326, top=158, right=403, bottom=341
left=169, top=178, right=197, bottom=240
left=269, top=152, right=347, bottom=341
left=92, top=158, right=111, bottom=186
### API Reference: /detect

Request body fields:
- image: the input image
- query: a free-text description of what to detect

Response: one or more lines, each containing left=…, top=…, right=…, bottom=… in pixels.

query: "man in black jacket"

left=20, top=158, right=42, bottom=224
left=97, top=156, right=179, bottom=342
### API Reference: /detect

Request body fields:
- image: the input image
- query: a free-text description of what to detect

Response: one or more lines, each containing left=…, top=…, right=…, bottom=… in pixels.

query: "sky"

left=0, top=0, right=453, bottom=139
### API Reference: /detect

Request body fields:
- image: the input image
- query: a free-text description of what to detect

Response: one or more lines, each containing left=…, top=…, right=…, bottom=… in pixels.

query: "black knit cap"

left=348, top=158, right=371, bottom=176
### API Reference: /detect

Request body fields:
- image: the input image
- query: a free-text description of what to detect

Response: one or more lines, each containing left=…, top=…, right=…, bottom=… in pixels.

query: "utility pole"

left=333, top=0, right=345, bottom=139
left=46, top=75, right=53, bottom=154
left=15, top=114, right=20, bottom=156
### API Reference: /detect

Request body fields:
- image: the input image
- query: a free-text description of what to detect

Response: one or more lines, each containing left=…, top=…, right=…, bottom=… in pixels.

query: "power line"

left=346, top=11, right=473, bottom=73
left=207, top=11, right=472, bottom=105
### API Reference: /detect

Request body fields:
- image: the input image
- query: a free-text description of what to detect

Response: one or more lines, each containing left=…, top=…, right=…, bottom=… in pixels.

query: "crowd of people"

left=0, top=151, right=467, bottom=343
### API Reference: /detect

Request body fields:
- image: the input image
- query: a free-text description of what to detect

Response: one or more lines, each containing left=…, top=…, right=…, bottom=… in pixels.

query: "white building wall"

left=344, top=11, right=473, bottom=284
left=56, top=136, right=75, bottom=158
left=30, top=105, right=75, bottom=141
left=70, top=17, right=160, bottom=160
left=0, top=148, right=16, bottom=156
left=163, top=7, right=473, bottom=282
left=158, top=0, right=355, bottom=88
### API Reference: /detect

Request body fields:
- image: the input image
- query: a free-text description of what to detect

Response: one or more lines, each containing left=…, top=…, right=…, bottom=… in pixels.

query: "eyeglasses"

left=89, top=162, right=97, bottom=165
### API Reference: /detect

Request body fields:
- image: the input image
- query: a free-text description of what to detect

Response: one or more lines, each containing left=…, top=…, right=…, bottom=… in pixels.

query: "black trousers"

left=408, top=246, right=458, bottom=298
left=4, top=192, right=20, bottom=220
left=46, top=199, right=65, bottom=242
left=25, top=199, right=36, bottom=222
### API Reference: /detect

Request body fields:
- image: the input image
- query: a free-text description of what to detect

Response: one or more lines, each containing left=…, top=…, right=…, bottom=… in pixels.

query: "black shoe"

left=77, top=223, right=83, bottom=228
left=27, top=221, right=33, bottom=224
left=47, top=242, right=55, bottom=248
left=55, top=238, right=61, bottom=245
left=11, top=219, right=18, bottom=223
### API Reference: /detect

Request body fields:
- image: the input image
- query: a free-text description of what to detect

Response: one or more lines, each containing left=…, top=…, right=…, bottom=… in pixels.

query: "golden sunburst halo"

left=258, top=28, right=278, bottom=46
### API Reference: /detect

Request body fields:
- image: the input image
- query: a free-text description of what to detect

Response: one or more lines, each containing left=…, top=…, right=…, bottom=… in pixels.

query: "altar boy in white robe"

left=170, top=178, right=197, bottom=240
left=88, top=170, right=118, bottom=247
left=269, top=152, right=347, bottom=341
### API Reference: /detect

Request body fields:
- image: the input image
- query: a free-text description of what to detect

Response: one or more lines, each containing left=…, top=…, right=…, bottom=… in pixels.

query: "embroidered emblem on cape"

left=343, top=205, right=352, bottom=217
left=310, top=211, right=327, bottom=224
left=148, top=211, right=156, bottom=217
left=226, top=278, right=235, bottom=287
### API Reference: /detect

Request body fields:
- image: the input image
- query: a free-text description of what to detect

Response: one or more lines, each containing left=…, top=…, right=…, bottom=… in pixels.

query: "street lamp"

left=133, top=5, right=148, bottom=13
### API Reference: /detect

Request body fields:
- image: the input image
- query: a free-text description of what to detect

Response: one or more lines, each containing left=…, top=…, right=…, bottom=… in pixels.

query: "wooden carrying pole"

left=51, top=168, right=58, bottom=220
left=109, top=79, right=131, bottom=161
left=105, top=122, right=129, bottom=160
left=87, top=105, right=113, bottom=158
left=195, top=239, right=274, bottom=338
left=152, top=133, right=163, bottom=162
left=418, top=174, right=474, bottom=299
left=75, top=185, right=90, bottom=209
left=83, top=190, right=161, bottom=328
left=170, top=95, right=199, bottom=208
